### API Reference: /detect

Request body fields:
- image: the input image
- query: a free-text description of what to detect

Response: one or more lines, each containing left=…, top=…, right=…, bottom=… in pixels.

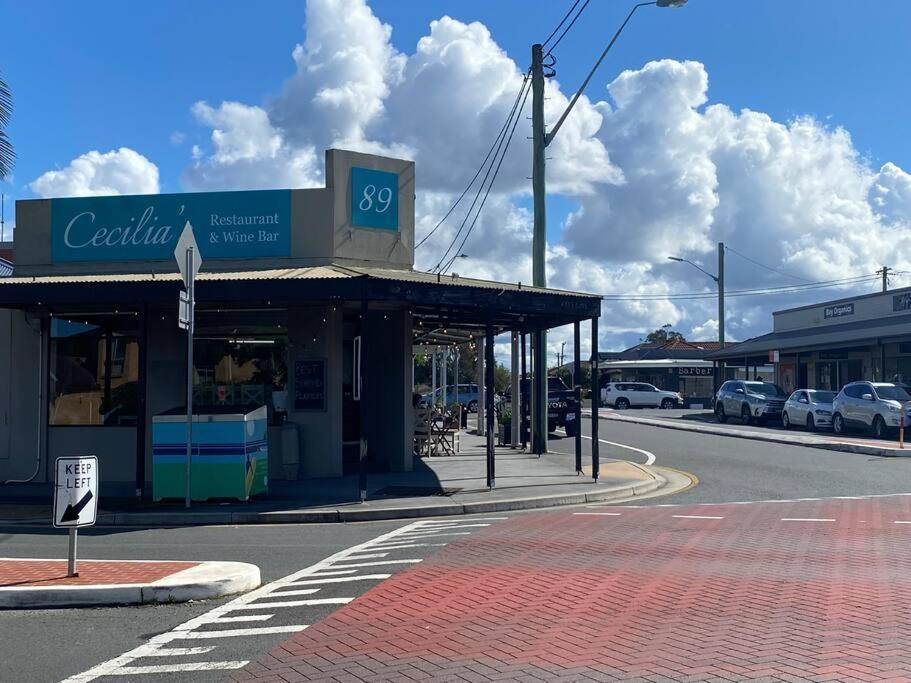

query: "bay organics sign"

left=50, top=189, right=291, bottom=263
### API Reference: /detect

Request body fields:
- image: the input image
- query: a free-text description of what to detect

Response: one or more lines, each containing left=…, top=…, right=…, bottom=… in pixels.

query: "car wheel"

left=782, top=411, right=791, bottom=429
left=661, top=398, right=675, bottom=410
left=807, top=414, right=816, bottom=432
left=467, top=400, right=478, bottom=413
left=741, top=404, right=753, bottom=425
left=833, top=413, right=845, bottom=435
left=873, top=415, right=887, bottom=439
left=715, top=403, right=727, bottom=423
left=615, top=398, right=630, bottom=410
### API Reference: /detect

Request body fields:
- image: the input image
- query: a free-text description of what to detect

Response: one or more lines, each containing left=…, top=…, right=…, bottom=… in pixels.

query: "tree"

left=0, top=73, right=13, bottom=180
left=644, top=325, right=685, bottom=345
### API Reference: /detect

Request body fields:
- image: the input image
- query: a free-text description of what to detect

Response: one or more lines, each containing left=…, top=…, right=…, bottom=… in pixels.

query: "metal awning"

left=599, top=359, right=715, bottom=369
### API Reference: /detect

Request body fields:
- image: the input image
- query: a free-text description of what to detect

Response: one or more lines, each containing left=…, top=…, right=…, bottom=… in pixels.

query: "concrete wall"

left=774, top=287, right=911, bottom=333
left=365, top=309, right=412, bottom=472
left=287, top=305, right=344, bottom=479
left=47, top=427, right=136, bottom=497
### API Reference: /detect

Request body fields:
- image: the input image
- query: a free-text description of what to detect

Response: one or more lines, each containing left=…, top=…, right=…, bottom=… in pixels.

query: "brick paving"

left=230, top=496, right=911, bottom=682
left=0, top=559, right=198, bottom=586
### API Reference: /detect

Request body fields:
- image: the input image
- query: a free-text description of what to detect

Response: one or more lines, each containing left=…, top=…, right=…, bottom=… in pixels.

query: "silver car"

left=782, top=389, right=835, bottom=431
left=832, top=382, right=911, bottom=438
left=714, top=380, right=788, bottom=425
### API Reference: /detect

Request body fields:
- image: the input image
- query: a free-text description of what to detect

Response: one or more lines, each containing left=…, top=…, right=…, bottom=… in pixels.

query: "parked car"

left=502, top=376, right=580, bottom=436
left=832, top=381, right=911, bottom=438
left=782, top=389, right=836, bottom=431
left=600, top=382, right=681, bottom=410
left=421, top=383, right=480, bottom=412
left=714, top=380, right=788, bottom=425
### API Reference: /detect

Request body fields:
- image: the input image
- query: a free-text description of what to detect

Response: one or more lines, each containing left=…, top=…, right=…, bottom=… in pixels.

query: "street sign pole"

left=184, top=246, right=195, bottom=509
left=68, top=528, right=78, bottom=577
left=53, top=455, right=99, bottom=577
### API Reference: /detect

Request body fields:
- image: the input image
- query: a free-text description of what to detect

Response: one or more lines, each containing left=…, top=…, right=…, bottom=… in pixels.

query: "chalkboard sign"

left=294, top=359, right=326, bottom=411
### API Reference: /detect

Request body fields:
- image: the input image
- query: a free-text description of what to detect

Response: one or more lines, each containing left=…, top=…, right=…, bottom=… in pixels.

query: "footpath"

left=0, top=557, right=259, bottom=608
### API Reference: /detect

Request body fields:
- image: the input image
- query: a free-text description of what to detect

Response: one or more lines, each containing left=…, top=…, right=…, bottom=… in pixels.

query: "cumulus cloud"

left=30, top=148, right=159, bottom=198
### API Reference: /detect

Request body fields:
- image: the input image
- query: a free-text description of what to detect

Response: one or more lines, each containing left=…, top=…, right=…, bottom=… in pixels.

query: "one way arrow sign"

left=54, top=456, right=99, bottom=528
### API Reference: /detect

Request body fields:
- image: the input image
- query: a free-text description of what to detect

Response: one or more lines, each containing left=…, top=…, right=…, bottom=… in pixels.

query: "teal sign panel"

left=350, top=167, right=399, bottom=231
left=51, top=189, right=291, bottom=262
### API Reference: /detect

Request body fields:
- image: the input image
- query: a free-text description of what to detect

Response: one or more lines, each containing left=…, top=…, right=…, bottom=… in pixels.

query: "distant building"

left=0, top=242, right=12, bottom=277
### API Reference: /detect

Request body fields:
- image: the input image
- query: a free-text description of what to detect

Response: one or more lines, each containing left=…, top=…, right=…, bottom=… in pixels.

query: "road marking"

left=781, top=518, right=836, bottom=522
left=177, top=625, right=308, bottom=639
left=142, top=646, right=216, bottom=657
left=419, top=517, right=508, bottom=522
left=233, top=598, right=353, bottom=610
left=404, top=523, right=492, bottom=530
left=893, top=520, right=911, bottom=524
left=328, top=559, right=423, bottom=569
left=304, top=569, right=358, bottom=577
left=266, top=588, right=321, bottom=597
left=291, top=574, right=391, bottom=586
left=395, top=531, right=472, bottom=538
left=338, top=552, right=389, bottom=560
left=573, top=512, right=623, bottom=516
left=105, top=661, right=248, bottom=674
left=207, top=614, right=274, bottom=624
left=672, top=515, right=725, bottom=519
left=366, top=543, right=446, bottom=550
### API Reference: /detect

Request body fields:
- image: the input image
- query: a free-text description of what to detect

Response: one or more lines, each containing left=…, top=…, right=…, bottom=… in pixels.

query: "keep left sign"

left=54, top=456, right=99, bottom=528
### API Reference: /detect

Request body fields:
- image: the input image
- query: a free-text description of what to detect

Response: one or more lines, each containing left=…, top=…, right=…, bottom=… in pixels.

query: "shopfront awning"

left=0, top=263, right=602, bottom=334
left=707, top=312, right=911, bottom=361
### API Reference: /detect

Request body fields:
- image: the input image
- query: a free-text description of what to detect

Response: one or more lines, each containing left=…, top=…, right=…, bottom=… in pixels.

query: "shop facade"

left=708, top=288, right=911, bottom=394
left=0, top=149, right=601, bottom=500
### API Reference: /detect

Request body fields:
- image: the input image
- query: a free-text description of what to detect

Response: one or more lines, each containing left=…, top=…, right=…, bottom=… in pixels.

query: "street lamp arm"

left=669, top=256, right=719, bottom=283
left=545, top=1, right=656, bottom=147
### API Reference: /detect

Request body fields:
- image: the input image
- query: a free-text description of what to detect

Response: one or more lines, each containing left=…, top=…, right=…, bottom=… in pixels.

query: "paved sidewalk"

left=1, top=434, right=672, bottom=527
left=0, top=557, right=260, bottom=608
left=231, top=495, right=911, bottom=682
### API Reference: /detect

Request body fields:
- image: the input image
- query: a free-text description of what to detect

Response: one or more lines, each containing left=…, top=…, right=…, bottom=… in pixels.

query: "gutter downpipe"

left=3, top=313, right=44, bottom=484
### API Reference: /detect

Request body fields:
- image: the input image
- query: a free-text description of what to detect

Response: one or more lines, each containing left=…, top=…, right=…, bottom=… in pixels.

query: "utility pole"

left=879, top=266, right=892, bottom=293
left=531, top=42, right=548, bottom=455
left=717, top=242, right=725, bottom=386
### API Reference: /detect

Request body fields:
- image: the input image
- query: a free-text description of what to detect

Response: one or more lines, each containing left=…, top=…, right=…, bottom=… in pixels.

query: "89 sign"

left=351, top=167, right=399, bottom=231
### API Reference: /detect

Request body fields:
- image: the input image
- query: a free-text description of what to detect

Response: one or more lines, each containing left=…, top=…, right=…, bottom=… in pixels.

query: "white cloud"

left=30, top=148, right=159, bottom=198
left=169, top=131, right=186, bottom=145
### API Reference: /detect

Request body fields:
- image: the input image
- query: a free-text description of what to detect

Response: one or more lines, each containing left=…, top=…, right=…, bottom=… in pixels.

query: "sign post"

left=54, top=456, right=99, bottom=577
left=174, top=222, right=202, bottom=509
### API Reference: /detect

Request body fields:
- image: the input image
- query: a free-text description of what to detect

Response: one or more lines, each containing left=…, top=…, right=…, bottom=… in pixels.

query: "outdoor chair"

left=430, top=405, right=462, bottom=456
left=413, top=406, right=432, bottom=457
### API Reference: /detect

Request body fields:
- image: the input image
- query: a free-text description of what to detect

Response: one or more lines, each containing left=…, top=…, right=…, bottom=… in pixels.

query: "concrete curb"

left=2, top=469, right=669, bottom=528
left=594, top=411, right=909, bottom=458
left=0, top=560, right=260, bottom=609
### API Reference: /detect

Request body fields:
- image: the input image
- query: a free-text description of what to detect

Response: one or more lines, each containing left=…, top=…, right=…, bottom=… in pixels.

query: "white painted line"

left=107, top=661, right=249, bottom=674
left=232, top=598, right=352, bottom=610
left=781, top=518, right=836, bottom=522
left=417, top=517, right=508, bottom=523
left=571, top=432, right=657, bottom=465
left=177, top=625, right=307, bottom=639
left=573, top=512, right=623, bottom=516
left=142, top=646, right=216, bottom=657
left=265, top=588, right=320, bottom=597
left=206, top=614, right=274, bottom=624
left=893, top=520, right=911, bottom=524
left=365, top=543, right=446, bottom=551
left=291, top=574, right=391, bottom=586
left=335, top=552, right=388, bottom=560
left=328, top=559, right=423, bottom=569
left=62, top=520, right=436, bottom=683
left=395, top=532, right=471, bottom=538
left=672, top=515, right=725, bottom=520
left=405, top=523, right=491, bottom=530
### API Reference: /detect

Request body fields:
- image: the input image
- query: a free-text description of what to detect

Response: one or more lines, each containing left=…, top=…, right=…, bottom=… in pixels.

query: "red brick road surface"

left=0, top=559, right=198, bottom=586
left=231, top=497, right=911, bottom=682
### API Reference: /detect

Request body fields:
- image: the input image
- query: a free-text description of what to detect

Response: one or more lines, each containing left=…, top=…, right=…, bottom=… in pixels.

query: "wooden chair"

left=431, top=405, right=462, bottom=455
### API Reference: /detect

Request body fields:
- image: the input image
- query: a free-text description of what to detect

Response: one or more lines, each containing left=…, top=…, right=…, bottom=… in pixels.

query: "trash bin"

left=152, top=405, right=269, bottom=502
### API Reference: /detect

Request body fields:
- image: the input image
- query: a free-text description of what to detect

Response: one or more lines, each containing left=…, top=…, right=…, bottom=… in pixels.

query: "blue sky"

left=2, top=0, right=909, bottom=203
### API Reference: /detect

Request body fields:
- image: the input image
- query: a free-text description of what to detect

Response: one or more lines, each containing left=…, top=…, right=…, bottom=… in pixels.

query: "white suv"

left=601, top=382, right=681, bottom=410
left=832, top=382, right=911, bottom=438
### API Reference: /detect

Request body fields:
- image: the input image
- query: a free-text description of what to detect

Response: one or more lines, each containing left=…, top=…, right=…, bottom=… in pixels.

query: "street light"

left=529, top=0, right=686, bottom=454
left=668, top=243, right=726, bottom=391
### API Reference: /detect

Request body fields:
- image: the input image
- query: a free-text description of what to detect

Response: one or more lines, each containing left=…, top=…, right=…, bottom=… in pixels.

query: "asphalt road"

left=6, top=419, right=911, bottom=682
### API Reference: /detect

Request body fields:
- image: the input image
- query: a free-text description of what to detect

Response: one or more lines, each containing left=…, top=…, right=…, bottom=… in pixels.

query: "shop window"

left=49, top=315, right=139, bottom=426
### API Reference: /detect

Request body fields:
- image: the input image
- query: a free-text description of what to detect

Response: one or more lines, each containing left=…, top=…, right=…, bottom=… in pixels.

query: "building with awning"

left=0, top=149, right=602, bottom=500
left=707, top=287, right=911, bottom=393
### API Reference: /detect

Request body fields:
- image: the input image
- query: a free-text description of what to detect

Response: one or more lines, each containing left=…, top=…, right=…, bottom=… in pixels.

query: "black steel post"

left=591, top=317, right=600, bottom=482
left=485, top=323, right=496, bottom=488
left=573, top=320, right=582, bottom=474
left=358, top=298, right=369, bottom=501
left=520, top=332, right=527, bottom=449
left=135, top=303, right=148, bottom=498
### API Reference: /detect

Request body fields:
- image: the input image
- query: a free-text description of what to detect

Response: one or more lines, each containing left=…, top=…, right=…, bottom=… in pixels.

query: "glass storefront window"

left=49, top=314, right=139, bottom=426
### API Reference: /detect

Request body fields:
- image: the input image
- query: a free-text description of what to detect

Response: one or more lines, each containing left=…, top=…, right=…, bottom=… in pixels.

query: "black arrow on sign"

left=60, top=490, right=93, bottom=523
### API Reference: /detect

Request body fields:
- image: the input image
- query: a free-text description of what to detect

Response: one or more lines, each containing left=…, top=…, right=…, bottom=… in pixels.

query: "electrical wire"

left=416, top=69, right=531, bottom=251
left=440, top=81, right=533, bottom=274
left=724, top=245, right=814, bottom=283
left=432, top=74, right=531, bottom=273
left=542, top=0, right=584, bottom=49
left=600, top=274, right=882, bottom=301
left=545, top=0, right=592, bottom=57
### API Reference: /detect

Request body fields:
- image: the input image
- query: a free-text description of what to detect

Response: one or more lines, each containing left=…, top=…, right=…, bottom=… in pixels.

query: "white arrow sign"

left=174, top=221, right=202, bottom=288
left=54, top=456, right=98, bottom=528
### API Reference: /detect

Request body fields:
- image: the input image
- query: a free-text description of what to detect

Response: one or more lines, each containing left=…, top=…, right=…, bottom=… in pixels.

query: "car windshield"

left=874, top=385, right=911, bottom=401
left=808, top=390, right=836, bottom=403
left=744, top=382, right=786, bottom=397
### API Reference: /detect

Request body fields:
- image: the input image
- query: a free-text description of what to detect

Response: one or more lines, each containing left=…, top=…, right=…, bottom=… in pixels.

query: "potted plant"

left=498, top=408, right=512, bottom=446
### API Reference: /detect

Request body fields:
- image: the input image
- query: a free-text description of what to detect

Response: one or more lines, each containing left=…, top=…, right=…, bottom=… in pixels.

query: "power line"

left=440, top=81, right=532, bottom=274
left=416, top=70, right=530, bottom=251
left=724, top=245, right=814, bottom=283
left=432, top=74, right=531, bottom=273
left=601, top=274, right=882, bottom=301
left=545, top=0, right=592, bottom=57
left=542, top=0, right=584, bottom=49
